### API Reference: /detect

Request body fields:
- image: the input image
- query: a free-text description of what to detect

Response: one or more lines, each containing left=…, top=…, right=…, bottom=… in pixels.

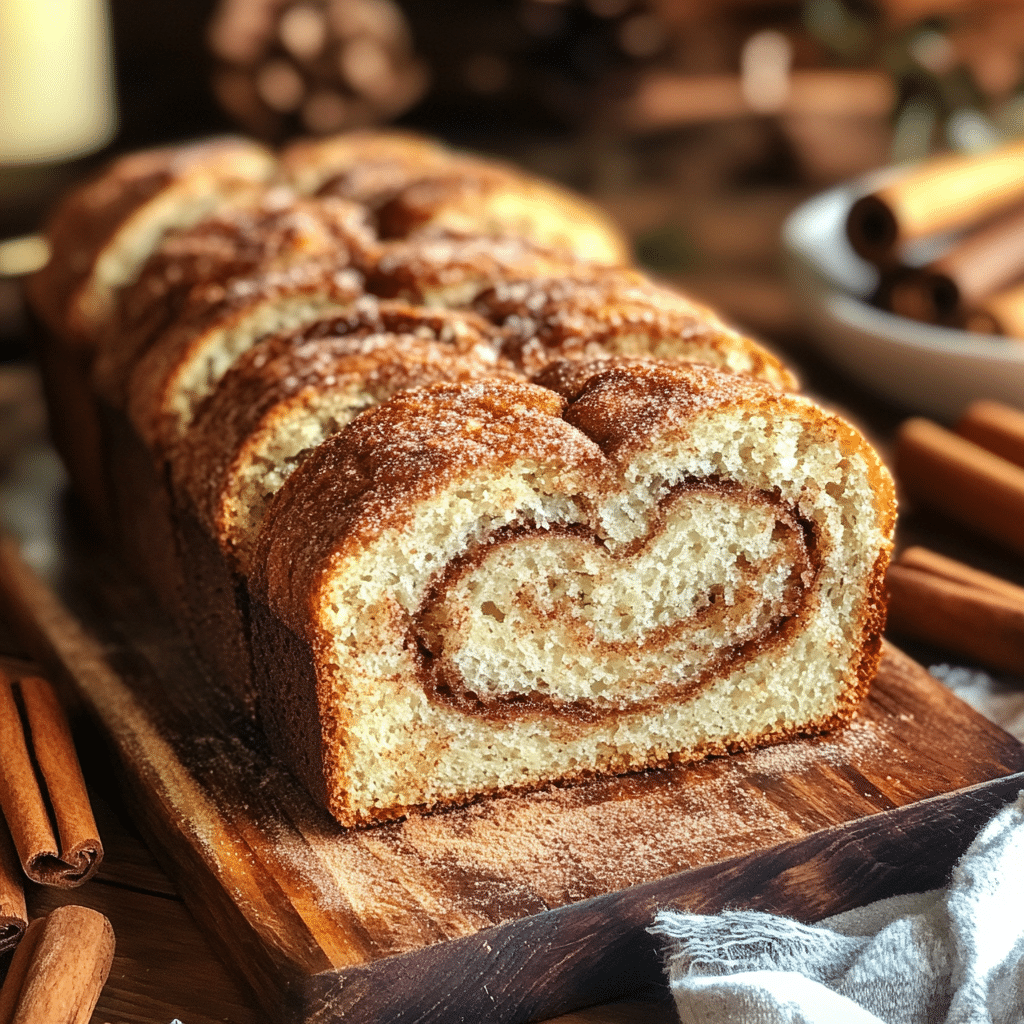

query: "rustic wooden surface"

left=1, top=97, right=1020, bottom=1024
left=0, top=531, right=1021, bottom=1024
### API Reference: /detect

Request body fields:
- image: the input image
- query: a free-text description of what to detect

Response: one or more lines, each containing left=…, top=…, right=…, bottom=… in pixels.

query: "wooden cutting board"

left=0, top=535, right=1022, bottom=1024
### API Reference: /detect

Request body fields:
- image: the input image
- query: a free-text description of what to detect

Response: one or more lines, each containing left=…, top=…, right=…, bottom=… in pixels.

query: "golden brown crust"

left=374, top=155, right=631, bottom=266
left=370, top=159, right=536, bottom=235
left=253, top=378, right=609, bottom=637
left=533, top=357, right=785, bottom=461
left=255, top=359, right=893, bottom=635
left=365, top=230, right=589, bottom=304
left=476, top=267, right=797, bottom=387
left=537, top=358, right=895, bottom=546
left=122, top=262, right=365, bottom=453
left=173, top=299, right=515, bottom=563
left=281, top=130, right=630, bottom=265
left=96, top=193, right=376, bottom=406
left=26, top=137, right=276, bottom=345
left=278, top=129, right=453, bottom=201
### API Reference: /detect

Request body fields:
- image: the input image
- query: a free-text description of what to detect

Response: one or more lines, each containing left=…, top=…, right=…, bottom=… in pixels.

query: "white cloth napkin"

left=651, top=791, right=1024, bottom=1024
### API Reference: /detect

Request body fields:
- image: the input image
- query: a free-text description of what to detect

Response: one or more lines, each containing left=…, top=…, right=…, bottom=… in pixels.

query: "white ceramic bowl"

left=781, top=178, right=1024, bottom=422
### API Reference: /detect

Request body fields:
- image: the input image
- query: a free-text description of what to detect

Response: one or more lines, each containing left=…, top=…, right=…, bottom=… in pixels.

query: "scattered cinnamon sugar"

left=301, top=714, right=893, bottom=951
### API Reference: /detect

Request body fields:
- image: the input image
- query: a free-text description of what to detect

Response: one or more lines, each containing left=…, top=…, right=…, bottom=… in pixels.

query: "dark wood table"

left=3, top=516, right=1021, bottom=1024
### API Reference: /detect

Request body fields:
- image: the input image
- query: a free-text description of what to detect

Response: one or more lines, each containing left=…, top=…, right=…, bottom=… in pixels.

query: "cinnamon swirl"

left=251, top=362, right=894, bottom=827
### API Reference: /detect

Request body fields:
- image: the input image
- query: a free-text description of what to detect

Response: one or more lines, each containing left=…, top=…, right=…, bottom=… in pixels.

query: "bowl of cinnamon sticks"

left=782, top=142, right=1024, bottom=422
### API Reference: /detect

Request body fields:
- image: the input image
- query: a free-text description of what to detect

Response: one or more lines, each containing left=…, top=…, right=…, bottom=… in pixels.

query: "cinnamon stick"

left=0, top=906, right=115, bottom=1024
left=0, top=672, right=102, bottom=886
left=879, top=267, right=956, bottom=325
left=895, top=416, right=1024, bottom=556
left=956, top=400, right=1024, bottom=470
left=963, top=280, right=1024, bottom=340
left=887, top=560, right=1024, bottom=675
left=846, top=139, right=1024, bottom=265
left=0, top=819, right=26, bottom=954
left=0, top=917, right=45, bottom=1024
left=880, top=204, right=1024, bottom=325
left=899, top=545, right=1024, bottom=604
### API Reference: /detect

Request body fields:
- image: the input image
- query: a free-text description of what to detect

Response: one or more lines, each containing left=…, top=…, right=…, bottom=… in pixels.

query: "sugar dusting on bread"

left=27, top=128, right=895, bottom=835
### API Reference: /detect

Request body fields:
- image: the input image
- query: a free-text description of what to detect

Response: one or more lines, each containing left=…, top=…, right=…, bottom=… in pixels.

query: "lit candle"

left=0, top=0, right=116, bottom=164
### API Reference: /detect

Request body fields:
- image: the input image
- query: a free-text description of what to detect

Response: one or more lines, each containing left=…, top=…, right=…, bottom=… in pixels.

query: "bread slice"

left=121, top=263, right=365, bottom=456
left=367, top=230, right=591, bottom=307
left=93, top=197, right=370, bottom=627
left=172, top=300, right=512, bottom=574
left=250, top=361, right=895, bottom=827
left=279, top=129, right=454, bottom=202
left=374, top=156, right=630, bottom=266
left=95, top=193, right=376, bottom=413
left=474, top=266, right=797, bottom=386
left=27, top=136, right=275, bottom=347
left=281, top=129, right=630, bottom=266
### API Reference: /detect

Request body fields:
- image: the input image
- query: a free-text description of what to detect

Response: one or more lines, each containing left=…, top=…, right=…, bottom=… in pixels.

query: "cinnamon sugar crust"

left=534, top=358, right=783, bottom=458
left=122, top=262, right=365, bottom=453
left=279, top=129, right=453, bottom=200
left=476, top=267, right=796, bottom=387
left=174, top=300, right=517, bottom=571
left=374, top=156, right=630, bottom=267
left=255, top=364, right=830, bottom=631
left=366, top=230, right=591, bottom=306
left=26, top=137, right=276, bottom=345
left=264, top=296, right=504, bottom=353
left=96, top=193, right=376, bottom=407
left=280, top=130, right=630, bottom=266
left=253, top=378, right=598, bottom=633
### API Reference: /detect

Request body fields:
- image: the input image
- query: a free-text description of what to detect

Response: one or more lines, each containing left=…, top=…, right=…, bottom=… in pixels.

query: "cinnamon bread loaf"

left=27, top=129, right=895, bottom=831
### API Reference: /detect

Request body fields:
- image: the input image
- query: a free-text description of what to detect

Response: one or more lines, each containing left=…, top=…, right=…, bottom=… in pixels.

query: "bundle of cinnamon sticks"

left=890, top=399, right=1024, bottom=674
left=0, top=671, right=103, bottom=893
left=0, top=666, right=113, bottom=1024
left=846, top=140, right=1024, bottom=339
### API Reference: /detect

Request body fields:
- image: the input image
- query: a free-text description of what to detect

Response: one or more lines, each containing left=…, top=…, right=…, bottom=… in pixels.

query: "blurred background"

left=2, top=0, right=1023, bottom=366
left=1, top=0, right=1024, bottom=509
